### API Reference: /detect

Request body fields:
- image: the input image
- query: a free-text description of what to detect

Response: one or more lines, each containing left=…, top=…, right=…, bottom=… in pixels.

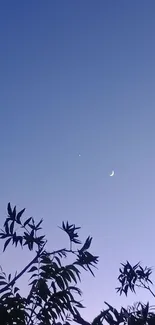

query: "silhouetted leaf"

left=0, top=276, right=5, bottom=280
left=124, top=285, right=128, bottom=296
left=133, top=262, right=140, bottom=270
left=67, top=269, right=77, bottom=284
left=0, top=281, right=7, bottom=286
left=56, top=276, right=65, bottom=290
left=29, top=279, right=38, bottom=286
left=23, top=217, right=32, bottom=227
left=54, top=256, right=61, bottom=267
left=7, top=203, right=12, bottom=216
left=10, top=221, right=14, bottom=234
left=36, top=219, right=43, bottom=230
left=4, top=221, right=9, bottom=235
left=28, top=266, right=38, bottom=273
left=12, top=206, right=16, bottom=220
left=63, top=271, right=71, bottom=284
left=14, top=287, right=19, bottom=294
left=29, top=273, right=38, bottom=280
left=3, top=237, right=12, bottom=251
left=68, top=286, right=82, bottom=296
left=0, top=233, right=8, bottom=239
left=69, top=265, right=81, bottom=281
left=105, top=302, right=120, bottom=321
left=79, top=236, right=92, bottom=254
left=16, top=208, right=25, bottom=223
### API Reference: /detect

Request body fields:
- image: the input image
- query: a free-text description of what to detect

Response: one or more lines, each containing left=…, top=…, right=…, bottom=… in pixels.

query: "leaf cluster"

left=0, top=203, right=155, bottom=325
left=0, top=203, right=45, bottom=252
left=0, top=203, right=98, bottom=325
left=116, top=261, right=152, bottom=296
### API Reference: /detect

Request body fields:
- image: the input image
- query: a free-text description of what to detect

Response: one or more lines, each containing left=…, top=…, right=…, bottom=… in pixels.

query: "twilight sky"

left=0, top=0, right=155, bottom=322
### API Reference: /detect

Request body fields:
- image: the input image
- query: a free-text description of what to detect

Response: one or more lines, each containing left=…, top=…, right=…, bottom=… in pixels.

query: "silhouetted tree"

left=0, top=203, right=98, bottom=325
left=0, top=203, right=155, bottom=324
left=75, top=262, right=155, bottom=325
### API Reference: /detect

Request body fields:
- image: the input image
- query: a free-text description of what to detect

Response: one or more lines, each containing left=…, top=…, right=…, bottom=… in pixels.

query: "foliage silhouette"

left=0, top=203, right=98, bottom=325
left=0, top=203, right=155, bottom=324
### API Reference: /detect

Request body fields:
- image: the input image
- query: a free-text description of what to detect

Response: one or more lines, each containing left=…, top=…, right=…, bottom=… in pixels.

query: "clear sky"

left=0, top=0, right=155, bottom=322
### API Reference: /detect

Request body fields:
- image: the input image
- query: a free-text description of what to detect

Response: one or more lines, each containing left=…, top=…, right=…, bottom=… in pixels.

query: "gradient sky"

left=0, top=0, right=155, bottom=322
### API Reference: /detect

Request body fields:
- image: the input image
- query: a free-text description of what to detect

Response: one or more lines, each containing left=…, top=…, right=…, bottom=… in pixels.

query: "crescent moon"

left=109, top=170, right=114, bottom=177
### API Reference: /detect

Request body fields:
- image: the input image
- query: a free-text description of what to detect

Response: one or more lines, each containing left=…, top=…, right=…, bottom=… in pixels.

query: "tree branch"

left=0, top=246, right=44, bottom=294
left=50, top=248, right=77, bottom=256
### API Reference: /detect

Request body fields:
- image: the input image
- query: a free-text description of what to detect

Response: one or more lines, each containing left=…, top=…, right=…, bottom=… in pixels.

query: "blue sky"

left=0, top=0, right=155, bottom=321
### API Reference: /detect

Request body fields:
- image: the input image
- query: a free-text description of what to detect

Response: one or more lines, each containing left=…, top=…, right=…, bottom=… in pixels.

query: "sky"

left=0, top=0, right=155, bottom=322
